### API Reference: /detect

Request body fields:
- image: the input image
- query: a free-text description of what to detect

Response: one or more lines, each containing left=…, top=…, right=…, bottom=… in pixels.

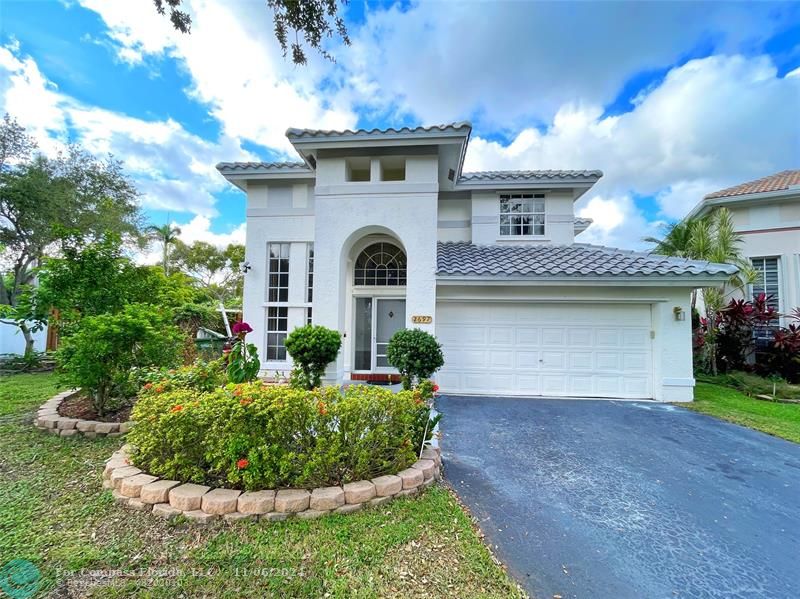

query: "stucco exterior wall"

left=312, top=155, right=440, bottom=380
left=242, top=182, right=314, bottom=371
left=722, top=200, right=800, bottom=315
left=471, top=191, right=575, bottom=245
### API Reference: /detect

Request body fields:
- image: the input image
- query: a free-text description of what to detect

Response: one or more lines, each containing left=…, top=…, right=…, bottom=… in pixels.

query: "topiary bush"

left=128, top=382, right=423, bottom=490
left=284, top=325, right=342, bottom=390
left=386, top=328, right=445, bottom=390
left=56, top=303, right=184, bottom=416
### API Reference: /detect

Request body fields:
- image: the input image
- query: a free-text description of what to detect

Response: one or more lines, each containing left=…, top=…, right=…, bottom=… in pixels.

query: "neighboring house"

left=217, top=123, right=733, bottom=401
left=686, top=170, right=800, bottom=319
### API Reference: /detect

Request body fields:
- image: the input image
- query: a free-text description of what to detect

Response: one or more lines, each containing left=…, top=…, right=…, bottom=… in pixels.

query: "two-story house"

left=217, top=123, right=733, bottom=402
left=686, top=170, right=800, bottom=318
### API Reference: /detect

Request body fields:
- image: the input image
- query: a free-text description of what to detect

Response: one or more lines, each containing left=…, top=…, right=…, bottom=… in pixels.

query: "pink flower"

left=232, top=321, right=253, bottom=335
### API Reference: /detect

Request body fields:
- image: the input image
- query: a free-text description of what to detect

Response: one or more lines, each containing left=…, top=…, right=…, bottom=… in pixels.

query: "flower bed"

left=127, top=382, right=435, bottom=490
left=103, top=443, right=441, bottom=523
left=34, top=390, right=133, bottom=438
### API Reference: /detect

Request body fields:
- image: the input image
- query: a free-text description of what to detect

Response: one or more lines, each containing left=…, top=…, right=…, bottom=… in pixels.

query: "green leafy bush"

left=128, top=382, right=423, bottom=490
left=284, top=325, right=342, bottom=389
left=386, top=328, right=445, bottom=390
left=697, top=371, right=800, bottom=400
left=130, top=358, right=228, bottom=394
left=56, top=304, right=184, bottom=415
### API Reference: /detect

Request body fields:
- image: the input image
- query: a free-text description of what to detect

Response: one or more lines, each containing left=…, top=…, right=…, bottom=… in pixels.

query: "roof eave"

left=454, top=179, right=600, bottom=193
left=435, top=273, right=734, bottom=287
left=686, top=187, right=800, bottom=221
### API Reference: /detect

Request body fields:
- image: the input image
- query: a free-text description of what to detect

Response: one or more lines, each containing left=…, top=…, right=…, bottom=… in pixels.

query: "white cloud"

left=0, top=42, right=253, bottom=216
left=346, top=1, right=796, bottom=127
left=464, top=54, right=800, bottom=247
left=78, top=0, right=357, bottom=153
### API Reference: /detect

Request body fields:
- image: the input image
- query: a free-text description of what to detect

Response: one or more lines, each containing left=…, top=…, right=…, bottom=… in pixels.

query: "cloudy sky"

left=1, top=0, right=798, bottom=249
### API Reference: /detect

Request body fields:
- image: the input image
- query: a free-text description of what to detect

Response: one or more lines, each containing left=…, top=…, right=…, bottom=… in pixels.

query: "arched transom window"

left=354, top=242, right=407, bottom=286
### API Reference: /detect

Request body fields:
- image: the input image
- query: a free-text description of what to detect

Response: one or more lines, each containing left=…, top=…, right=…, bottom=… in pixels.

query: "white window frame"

left=499, top=193, right=546, bottom=238
left=266, top=242, right=290, bottom=360
left=749, top=256, right=781, bottom=311
left=306, top=242, right=314, bottom=325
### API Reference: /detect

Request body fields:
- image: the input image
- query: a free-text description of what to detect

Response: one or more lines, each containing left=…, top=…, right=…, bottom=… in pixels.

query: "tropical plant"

left=226, top=321, right=260, bottom=383
left=56, top=304, right=184, bottom=416
left=386, top=328, right=445, bottom=390
left=146, top=223, right=182, bottom=275
left=284, top=325, right=342, bottom=390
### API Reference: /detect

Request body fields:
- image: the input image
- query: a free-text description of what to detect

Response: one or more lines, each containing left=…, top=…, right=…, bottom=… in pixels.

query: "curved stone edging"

left=34, top=390, right=133, bottom=438
left=103, top=444, right=442, bottom=524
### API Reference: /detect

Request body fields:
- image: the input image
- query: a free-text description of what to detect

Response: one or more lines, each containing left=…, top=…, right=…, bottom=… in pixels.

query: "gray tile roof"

left=216, top=161, right=311, bottom=174
left=459, top=170, right=603, bottom=183
left=437, top=242, right=737, bottom=279
left=286, top=122, right=472, bottom=139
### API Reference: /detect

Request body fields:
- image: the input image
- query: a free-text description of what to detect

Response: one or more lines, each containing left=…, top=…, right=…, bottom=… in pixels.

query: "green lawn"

left=0, top=373, right=522, bottom=598
left=684, top=382, right=800, bottom=444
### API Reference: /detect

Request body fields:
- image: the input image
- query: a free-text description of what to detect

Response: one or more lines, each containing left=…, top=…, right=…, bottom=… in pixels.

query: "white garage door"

left=436, top=302, right=653, bottom=399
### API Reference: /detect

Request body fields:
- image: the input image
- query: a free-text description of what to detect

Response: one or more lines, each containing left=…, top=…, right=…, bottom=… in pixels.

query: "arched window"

left=354, top=242, right=407, bottom=286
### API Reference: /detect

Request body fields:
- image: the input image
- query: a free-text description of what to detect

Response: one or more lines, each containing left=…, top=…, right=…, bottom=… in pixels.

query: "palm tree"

left=146, top=223, right=181, bottom=275
left=645, top=208, right=756, bottom=375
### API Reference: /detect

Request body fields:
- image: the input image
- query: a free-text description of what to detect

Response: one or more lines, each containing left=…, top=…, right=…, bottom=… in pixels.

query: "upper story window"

left=267, top=242, right=290, bottom=302
left=750, top=257, right=780, bottom=310
left=499, top=193, right=545, bottom=237
left=354, top=242, right=407, bottom=286
left=306, top=243, right=314, bottom=324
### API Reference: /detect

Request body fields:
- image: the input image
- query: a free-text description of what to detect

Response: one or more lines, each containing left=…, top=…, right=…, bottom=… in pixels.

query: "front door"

left=354, top=297, right=406, bottom=371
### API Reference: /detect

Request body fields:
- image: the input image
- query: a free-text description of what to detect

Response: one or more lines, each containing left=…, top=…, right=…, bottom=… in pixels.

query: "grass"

left=0, top=373, right=522, bottom=598
left=684, top=382, right=800, bottom=444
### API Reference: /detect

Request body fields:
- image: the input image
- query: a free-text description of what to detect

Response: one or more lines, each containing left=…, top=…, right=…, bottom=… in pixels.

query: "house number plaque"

left=411, top=315, right=432, bottom=324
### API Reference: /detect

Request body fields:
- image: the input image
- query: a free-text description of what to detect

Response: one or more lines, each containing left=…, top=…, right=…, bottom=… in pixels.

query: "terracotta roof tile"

left=704, top=170, right=800, bottom=200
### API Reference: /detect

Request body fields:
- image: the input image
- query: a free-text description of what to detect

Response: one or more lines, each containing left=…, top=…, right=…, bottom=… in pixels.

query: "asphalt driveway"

left=436, top=395, right=800, bottom=599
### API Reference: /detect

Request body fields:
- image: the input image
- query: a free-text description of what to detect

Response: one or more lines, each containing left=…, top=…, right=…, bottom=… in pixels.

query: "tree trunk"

left=19, top=320, right=35, bottom=359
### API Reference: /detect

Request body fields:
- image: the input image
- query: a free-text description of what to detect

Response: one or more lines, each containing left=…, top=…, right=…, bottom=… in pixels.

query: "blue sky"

left=0, top=0, right=798, bottom=251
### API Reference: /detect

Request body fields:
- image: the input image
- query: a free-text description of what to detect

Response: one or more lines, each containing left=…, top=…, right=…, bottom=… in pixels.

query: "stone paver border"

left=34, top=390, right=133, bottom=438
left=103, top=444, right=442, bottom=524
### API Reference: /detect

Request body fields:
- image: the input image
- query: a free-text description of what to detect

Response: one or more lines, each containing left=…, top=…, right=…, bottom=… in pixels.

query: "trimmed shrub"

left=386, top=328, right=444, bottom=389
left=284, top=325, right=342, bottom=389
left=56, top=303, right=184, bottom=416
left=128, top=382, right=423, bottom=490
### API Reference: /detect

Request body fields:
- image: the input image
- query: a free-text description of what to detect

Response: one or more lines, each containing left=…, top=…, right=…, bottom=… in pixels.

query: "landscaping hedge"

left=128, top=382, right=432, bottom=491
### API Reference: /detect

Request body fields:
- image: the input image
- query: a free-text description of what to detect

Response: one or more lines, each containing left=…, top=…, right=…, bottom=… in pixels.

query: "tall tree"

left=0, top=115, right=142, bottom=356
left=170, top=240, right=245, bottom=305
left=153, top=0, right=350, bottom=65
left=146, top=223, right=182, bottom=275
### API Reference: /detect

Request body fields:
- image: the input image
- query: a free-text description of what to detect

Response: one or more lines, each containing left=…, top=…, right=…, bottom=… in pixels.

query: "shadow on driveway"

left=437, top=395, right=800, bottom=599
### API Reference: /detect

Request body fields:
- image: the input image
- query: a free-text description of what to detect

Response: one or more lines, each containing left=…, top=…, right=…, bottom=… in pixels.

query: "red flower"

left=432, top=384, right=440, bottom=392
left=233, top=387, right=244, bottom=397
left=143, top=383, right=153, bottom=390
left=239, top=398, right=252, bottom=407
left=317, top=401, right=328, bottom=416
left=155, top=385, right=165, bottom=394
left=170, top=405, right=183, bottom=413
left=236, top=458, right=249, bottom=469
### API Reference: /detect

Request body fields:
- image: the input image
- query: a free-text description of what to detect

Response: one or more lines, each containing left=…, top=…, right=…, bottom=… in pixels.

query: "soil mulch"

left=57, top=394, right=133, bottom=422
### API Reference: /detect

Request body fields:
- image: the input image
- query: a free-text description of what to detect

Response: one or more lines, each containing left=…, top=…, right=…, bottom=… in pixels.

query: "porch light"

left=673, top=306, right=685, bottom=321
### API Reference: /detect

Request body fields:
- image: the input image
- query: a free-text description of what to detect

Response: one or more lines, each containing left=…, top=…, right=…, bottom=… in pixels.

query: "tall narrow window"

left=266, top=307, right=288, bottom=360
left=267, top=243, right=290, bottom=302
left=750, top=257, right=780, bottom=309
left=266, top=243, right=290, bottom=360
left=499, top=193, right=545, bottom=237
left=306, top=243, right=314, bottom=324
